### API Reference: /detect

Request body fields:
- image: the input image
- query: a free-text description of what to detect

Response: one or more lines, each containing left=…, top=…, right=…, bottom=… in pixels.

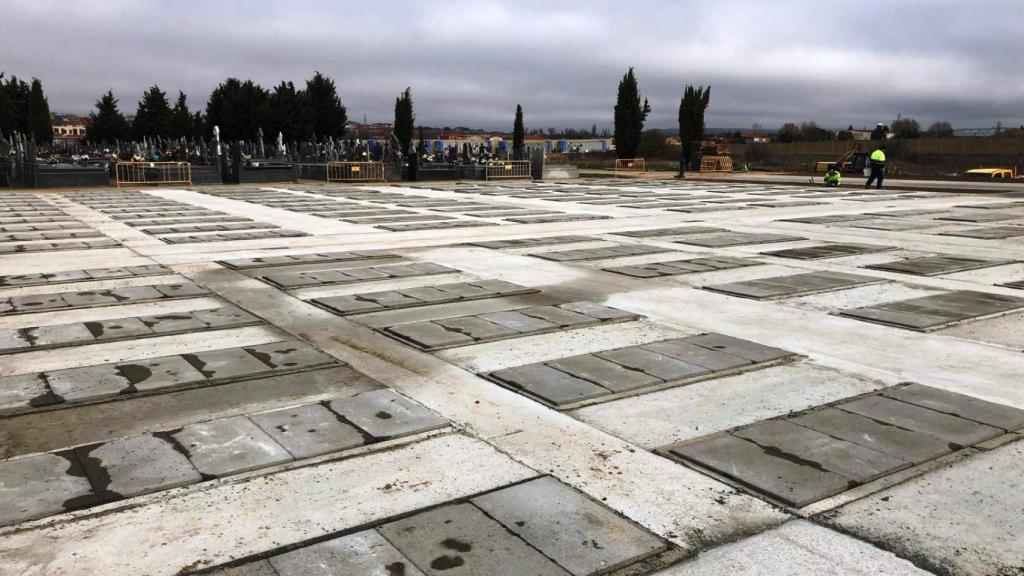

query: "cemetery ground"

left=1, top=177, right=1023, bottom=575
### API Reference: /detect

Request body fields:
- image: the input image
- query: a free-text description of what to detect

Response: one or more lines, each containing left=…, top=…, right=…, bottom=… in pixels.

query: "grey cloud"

left=2, top=0, right=1021, bottom=131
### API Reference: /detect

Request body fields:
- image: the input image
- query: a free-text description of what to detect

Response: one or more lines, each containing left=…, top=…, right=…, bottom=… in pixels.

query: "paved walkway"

left=1, top=179, right=1022, bottom=575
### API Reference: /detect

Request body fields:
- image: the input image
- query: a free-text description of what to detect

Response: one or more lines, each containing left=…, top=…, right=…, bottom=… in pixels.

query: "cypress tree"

left=393, top=87, right=415, bottom=156
left=206, top=78, right=270, bottom=141
left=305, top=71, right=347, bottom=138
left=0, top=74, right=31, bottom=136
left=677, top=85, right=710, bottom=174
left=28, top=78, right=52, bottom=143
left=613, top=67, right=650, bottom=159
left=512, top=104, right=525, bottom=160
left=86, top=90, right=129, bottom=143
left=269, top=81, right=312, bottom=141
left=133, top=85, right=172, bottom=139
left=169, top=91, right=193, bottom=139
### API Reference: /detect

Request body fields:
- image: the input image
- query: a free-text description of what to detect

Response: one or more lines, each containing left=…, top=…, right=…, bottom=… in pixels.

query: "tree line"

left=86, top=71, right=348, bottom=144
left=0, top=73, right=52, bottom=143
left=772, top=119, right=958, bottom=143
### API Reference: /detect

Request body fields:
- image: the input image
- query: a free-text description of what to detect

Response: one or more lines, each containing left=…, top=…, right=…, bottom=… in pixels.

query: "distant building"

left=51, top=113, right=88, bottom=142
left=740, top=131, right=771, bottom=144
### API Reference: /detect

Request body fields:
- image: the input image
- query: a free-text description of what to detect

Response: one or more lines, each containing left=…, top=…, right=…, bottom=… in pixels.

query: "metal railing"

left=326, top=161, right=386, bottom=182
left=484, top=160, right=531, bottom=180
left=115, top=162, right=192, bottom=187
left=614, top=158, right=646, bottom=177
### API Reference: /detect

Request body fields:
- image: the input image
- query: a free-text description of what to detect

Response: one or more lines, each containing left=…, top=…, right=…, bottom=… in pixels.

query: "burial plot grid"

left=0, top=387, right=449, bottom=526
left=0, top=281, right=211, bottom=316
left=483, top=333, right=798, bottom=409
left=661, top=383, right=1024, bottom=508
left=0, top=196, right=120, bottom=253
left=65, top=191, right=307, bottom=243
left=380, top=302, right=640, bottom=352
left=838, top=290, right=1024, bottom=331
left=197, top=475, right=672, bottom=576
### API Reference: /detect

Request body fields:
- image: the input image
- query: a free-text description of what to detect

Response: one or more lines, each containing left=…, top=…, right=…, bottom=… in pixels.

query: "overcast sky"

left=3, top=0, right=1021, bottom=131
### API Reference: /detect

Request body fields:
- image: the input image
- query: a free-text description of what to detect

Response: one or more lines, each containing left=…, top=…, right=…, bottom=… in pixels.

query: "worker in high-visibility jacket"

left=865, top=145, right=886, bottom=189
left=824, top=164, right=842, bottom=187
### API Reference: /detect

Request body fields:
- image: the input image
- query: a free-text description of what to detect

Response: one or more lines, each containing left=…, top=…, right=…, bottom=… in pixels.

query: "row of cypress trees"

left=0, top=74, right=52, bottom=143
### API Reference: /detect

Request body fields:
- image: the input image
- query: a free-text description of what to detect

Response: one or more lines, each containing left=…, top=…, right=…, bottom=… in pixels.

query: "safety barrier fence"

left=614, top=158, right=646, bottom=177
left=699, top=156, right=734, bottom=173
left=115, top=162, right=192, bottom=187
left=484, top=160, right=532, bottom=180
left=326, top=161, right=386, bottom=182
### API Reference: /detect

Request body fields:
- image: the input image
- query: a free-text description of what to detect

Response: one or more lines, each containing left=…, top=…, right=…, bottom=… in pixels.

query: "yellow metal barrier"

left=699, top=156, right=734, bottom=173
left=484, top=160, right=531, bottom=181
left=326, top=161, right=386, bottom=183
left=614, top=158, right=645, bottom=177
left=115, top=162, right=192, bottom=187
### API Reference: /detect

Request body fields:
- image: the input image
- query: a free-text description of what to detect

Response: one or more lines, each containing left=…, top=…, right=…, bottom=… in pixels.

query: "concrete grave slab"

left=840, top=290, right=1024, bottom=330
left=472, top=476, right=667, bottom=575
left=704, top=271, right=883, bottom=300
left=45, top=364, right=132, bottom=402
left=761, top=243, right=896, bottom=260
left=25, top=322, right=96, bottom=348
left=244, top=341, right=337, bottom=370
left=269, top=530, right=424, bottom=576
left=865, top=255, right=1015, bottom=276
left=0, top=373, right=53, bottom=413
left=183, top=348, right=271, bottom=379
left=669, top=432, right=855, bottom=507
left=250, top=403, right=366, bottom=459
left=119, top=355, right=208, bottom=391
left=790, top=407, right=952, bottom=465
left=673, top=231, right=804, bottom=247
left=378, top=502, right=571, bottom=576
left=880, top=383, right=1024, bottom=430
left=837, top=395, right=1003, bottom=446
left=172, top=415, right=292, bottom=477
left=329, top=389, right=447, bottom=440
left=0, top=451, right=98, bottom=527
left=76, top=434, right=202, bottom=498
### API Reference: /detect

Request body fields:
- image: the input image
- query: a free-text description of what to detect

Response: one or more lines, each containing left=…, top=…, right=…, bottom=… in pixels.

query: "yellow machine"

left=964, top=167, right=1017, bottom=179
left=815, top=142, right=863, bottom=173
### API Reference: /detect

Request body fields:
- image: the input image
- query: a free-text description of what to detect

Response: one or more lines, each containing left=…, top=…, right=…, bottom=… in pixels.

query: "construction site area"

left=1, top=173, right=1022, bottom=576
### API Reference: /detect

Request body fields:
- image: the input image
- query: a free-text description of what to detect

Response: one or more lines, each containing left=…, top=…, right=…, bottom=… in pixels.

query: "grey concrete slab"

left=386, top=321, right=476, bottom=349
left=935, top=210, right=1020, bottom=223
left=10, top=293, right=70, bottom=312
left=76, top=434, right=202, bottom=498
left=139, top=312, right=208, bottom=333
left=270, top=529, right=425, bottom=576
left=827, top=441, right=1024, bottom=576
left=469, top=235, right=598, bottom=249
left=840, top=219, right=939, bottom=231
left=684, top=333, right=794, bottom=363
left=840, top=290, right=1024, bottom=330
left=519, top=305, right=601, bottom=328
left=837, top=395, right=1003, bottom=446
left=732, top=419, right=908, bottom=483
left=491, top=363, right=611, bottom=405
left=211, top=561, right=279, bottom=575
left=0, top=451, right=98, bottom=527
left=0, top=373, right=53, bottom=413
left=45, top=364, right=132, bottom=401
left=183, top=348, right=271, bottom=379
left=25, top=322, right=96, bottom=348
left=880, top=383, right=1024, bottom=430
left=85, top=317, right=155, bottom=340
left=705, top=271, right=883, bottom=300
left=109, top=285, right=167, bottom=301
left=674, top=232, right=804, bottom=247
left=478, top=310, right=559, bottom=333
left=865, top=255, right=1015, bottom=276
left=937, top=226, right=1024, bottom=239
left=330, top=389, right=447, bottom=440
left=435, top=316, right=521, bottom=340
left=596, top=347, right=709, bottom=381
left=119, top=355, right=208, bottom=391
left=379, top=502, right=571, bottom=576
left=789, top=408, right=952, bottom=465
left=547, top=354, right=663, bottom=392
left=559, top=301, right=638, bottom=320
left=669, top=432, right=855, bottom=507
left=473, top=476, right=666, bottom=575
left=172, top=415, right=293, bottom=477
left=0, top=328, right=30, bottom=352
left=641, top=339, right=753, bottom=371
left=614, top=226, right=725, bottom=237
left=244, top=341, right=337, bottom=370
left=251, top=403, right=366, bottom=459
left=154, top=282, right=209, bottom=298
left=761, top=243, right=896, bottom=260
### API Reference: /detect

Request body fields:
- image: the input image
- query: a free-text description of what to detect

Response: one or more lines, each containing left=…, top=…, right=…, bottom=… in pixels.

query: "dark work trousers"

left=866, top=164, right=885, bottom=189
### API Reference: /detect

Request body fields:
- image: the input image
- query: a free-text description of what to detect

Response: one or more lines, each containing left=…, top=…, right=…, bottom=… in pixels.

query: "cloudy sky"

left=3, top=0, right=1021, bottom=131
